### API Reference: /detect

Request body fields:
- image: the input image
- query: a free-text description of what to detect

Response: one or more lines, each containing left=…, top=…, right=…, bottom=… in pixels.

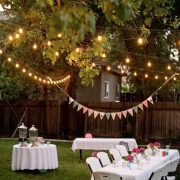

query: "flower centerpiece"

left=131, top=148, right=140, bottom=163
left=139, top=148, right=146, bottom=159
left=124, top=154, right=134, bottom=168
left=147, top=142, right=160, bottom=156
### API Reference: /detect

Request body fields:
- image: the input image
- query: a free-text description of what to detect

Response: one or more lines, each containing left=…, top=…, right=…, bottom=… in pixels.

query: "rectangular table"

left=71, top=138, right=138, bottom=160
left=93, top=149, right=179, bottom=180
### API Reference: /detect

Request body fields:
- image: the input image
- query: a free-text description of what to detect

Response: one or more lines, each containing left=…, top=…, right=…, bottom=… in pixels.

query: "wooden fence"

left=1, top=100, right=180, bottom=142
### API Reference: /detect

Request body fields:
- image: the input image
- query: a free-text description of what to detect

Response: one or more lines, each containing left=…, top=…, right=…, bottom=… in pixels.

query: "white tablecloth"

left=93, top=149, right=179, bottom=180
left=12, top=144, right=58, bottom=170
left=72, top=138, right=138, bottom=152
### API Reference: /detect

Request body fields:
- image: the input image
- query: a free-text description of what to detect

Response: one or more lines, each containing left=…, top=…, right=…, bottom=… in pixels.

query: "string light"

left=19, top=28, right=23, bottom=33
left=167, top=65, right=171, bottom=70
left=76, top=48, right=80, bottom=52
left=165, top=76, right=168, bottom=80
left=92, top=63, right=95, bottom=67
left=15, top=63, right=19, bottom=68
left=173, top=77, right=176, bottom=80
left=55, top=52, right=59, bottom=56
left=0, top=49, right=2, bottom=54
left=147, top=61, right=151, bottom=67
left=137, top=37, right=143, bottom=45
left=47, top=41, right=51, bottom=46
left=97, top=35, right=102, bottom=41
left=155, top=75, right=158, bottom=79
left=34, top=76, right=37, bottom=79
left=145, top=73, right=148, bottom=78
left=33, top=44, right=37, bottom=49
left=58, top=33, right=62, bottom=37
left=134, top=72, right=137, bottom=76
left=121, top=69, right=125, bottom=73
left=102, top=53, right=106, bottom=58
left=7, top=58, right=12, bottom=62
left=9, top=35, right=13, bottom=41
left=107, top=66, right=111, bottom=70
left=15, top=33, right=20, bottom=38
left=22, top=68, right=26, bottom=73
left=28, top=72, right=32, bottom=76
left=125, top=58, right=130, bottom=63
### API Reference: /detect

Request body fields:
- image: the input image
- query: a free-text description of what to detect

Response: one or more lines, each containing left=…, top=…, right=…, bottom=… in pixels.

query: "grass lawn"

left=0, top=139, right=94, bottom=180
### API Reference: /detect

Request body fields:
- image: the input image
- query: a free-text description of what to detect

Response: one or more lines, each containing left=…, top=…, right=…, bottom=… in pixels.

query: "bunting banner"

left=111, top=112, right=116, bottom=120
left=106, top=113, right=110, bottom=120
left=94, top=111, right=99, bottom=118
left=128, top=109, right=133, bottom=116
left=116, top=112, right=122, bottom=119
left=122, top=110, right=127, bottom=118
left=138, top=103, right=144, bottom=110
left=100, top=112, right=105, bottom=120
left=88, top=109, right=94, bottom=117
left=133, top=106, right=138, bottom=113
left=147, top=96, right=153, bottom=104
left=83, top=107, right=88, bottom=114
left=69, top=97, right=74, bottom=104
left=142, top=100, right=148, bottom=107
left=73, top=101, right=78, bottom=108
left=77, top=104, right=83, bottom=111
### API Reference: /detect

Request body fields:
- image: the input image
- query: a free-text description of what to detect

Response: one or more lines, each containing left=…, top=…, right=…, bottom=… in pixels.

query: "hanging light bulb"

left=22, top=68, right=26, bottom=73
left=76, top=48, right=80, bottom=52
left=173, top=77, right=176, bottom=80
left=15, top=33, right=20, bottom=38
left=155, top=75, right=158, bottom=79
left=34, top=76, right=37, bottom=79
left=47, top=41, right=51, bottom=46
left=147, top=61, right=151, bottom=67
left=33, top=44, right=37, bottom=49
left=167, top=65, right=171, bottom=70
left=55, top=52, right=59, bottom=56
left=0, top=49, right=2, bottom=54
left=58, top=33, right=62, bottom=37
left=126, top=58, right=130, bottom=63
left=9, top=35, right=13, bottom=41
left=121, top=69, right=124, bottom=73
left=19, top=28, right=23, bottom=33
left=28, top=72, right=32, bottom=76
left=39, top=78, right=42, bottom=81
left=102, top=53, right=106, bottom=58
left=15, top=63, right=19, bottom=68
left=92, top=63, right=95, bottom=67
left=165, top=76, right=168, bottom=80
left=97, top=35, right=102, bottom=41
left=138, top=37, right=143, bottom=45
left=145, top=73, right=148, bottom=78
left=134, top=72, right=137, bottom=76
left=7, top=58, right=11, bottom=62
left=107, top=66, right=111, bottom=70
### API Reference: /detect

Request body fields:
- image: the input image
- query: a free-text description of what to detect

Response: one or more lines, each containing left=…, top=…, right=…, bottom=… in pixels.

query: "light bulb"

left=167, top=65, right=171, bottom=70
left=102, top=53, right=106, bottom=58
left=16, top=34, right=20, bottom=38
left=58, top=33, right=62, bottom=37
left=134, top=72, right=137, bottom=76
left=155, top=75, right=158, bottom=79
left=9, top=35, right=13, bottom=41
left=165, top=76, right=168, bottom=80
left=97, top=35, right=102, bottom=41
left=92, top=63, right=95, bottom=67
left=107, top=66, right=111, bottom=70
left=33, top=44, right=37, bottom=49
left=126, top=58, right=130, bottom=63
left=7, top=58, right=11, bottom=62
left=29, top=72, right=32, bottom=76
left=121, top=70, right=124, bottom=73
left=138, top=37, right=143, bottom=45
left=145, top=73, right=148, bottom=78
left=76, top=48, right=80, bottom=52
left=173, top=77, right=176, bottom=80
left=55, top=52, right=59, bottom=56
left=0, top=49, right=2, bottom=54
left=34, top=76, right=37, bottom=79
left=148, top=62, right=151, bottom=67
left=47, top=41, right=51, bottom=46
left=15, top=63, right=19, bottom=68
left=22, top=68, right=26, bottom=73
left=19, top=28, right=23, bottom=33
left=39, top=78, right=42, bottom=81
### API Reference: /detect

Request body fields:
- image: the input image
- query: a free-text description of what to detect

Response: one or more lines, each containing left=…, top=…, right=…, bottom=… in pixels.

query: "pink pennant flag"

left=94, top=111, right=99, bottom=119
left=128, top=109, right=133, bottom=116
left=88, top=109, right=94, bottom=117
left=122, top=110, right=127, bottom=118
left=77, top=104, right=83, bottom=111
left=111, top=113, right=116, bottom=120
left=116, top=112, right=122, bottom=119
left=147, top=96, right=153, bottom=104
left=83, top=107, right=88, bottom=114
left=138, top=103, right=144, bottom=110
left=100, top=112, right=105, bottom=120
left=69, top=97, right=74, bottom=104
left=142, top=100, right=148, bottom=108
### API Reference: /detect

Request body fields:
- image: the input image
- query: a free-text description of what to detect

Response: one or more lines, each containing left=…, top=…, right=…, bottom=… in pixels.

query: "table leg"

left=79, top=149, right=82, bottom=161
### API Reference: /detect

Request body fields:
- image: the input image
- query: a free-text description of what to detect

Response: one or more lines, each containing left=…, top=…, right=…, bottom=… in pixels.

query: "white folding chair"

left=109, top=148, right=122, bottom=161
left=97, top=152, right=112, bottom=167
left=148, top=164, right=164, bottom=180
left=119, top=141, right=129, bottom=152
left=116, top=145, right=129, bottom=157
left=93, top=170, right=122, bottom=180
left=86, top=157, right=103, bottom=180
left=167, top=156, right=180, bottom=180
left=161, top=160, right=172, bottom=180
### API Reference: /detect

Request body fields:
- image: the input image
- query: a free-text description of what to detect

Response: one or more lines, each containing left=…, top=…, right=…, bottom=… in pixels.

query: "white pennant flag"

left=69, top=97, right=74, bottom=104
left=100, top=112, right=105, bottom=120
left=77, top=104, right=83, bottom=111
left=111, top=113, right=116, bottom=120
left=94, top=111, right=99, bottom=119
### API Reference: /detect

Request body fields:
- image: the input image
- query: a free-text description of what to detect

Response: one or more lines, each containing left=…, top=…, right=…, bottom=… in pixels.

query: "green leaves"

left=36, top=0, right=53, bottom=8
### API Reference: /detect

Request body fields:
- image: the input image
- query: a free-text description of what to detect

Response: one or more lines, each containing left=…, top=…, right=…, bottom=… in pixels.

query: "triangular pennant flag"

left=138, top=103, right=144, bottom=110
left=122, top=110, right=127, bottom=118
left=77, top=104, right=83, bottom=111
left=83, top=107, right=88, bottom=114
left=105, top=113, right=110, bottom=120
left=100, top=112, right=105, bottom=120
left=69, top=97, right=74, bottom=104
left=116, top=112, right=122, bottom=119
left=128, top=109, right=133, bottom=116
left=94, top=111, right=99, bottom=119
left=88, top=109, right=94, bottom=117
left=73, top=101, right=78, bottom=108
left=147, top=96, right=153, bottom=104
left=111, top=113, right=116, bottom=120
left=133, top=106, right=138, bottom=113
left=142, top=100, right=148, bottom=108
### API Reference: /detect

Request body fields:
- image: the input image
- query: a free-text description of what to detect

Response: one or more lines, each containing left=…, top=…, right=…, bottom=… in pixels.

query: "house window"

left=105, top=81, right=109, bottom=98
left=116, top=83, right=120, bottom=98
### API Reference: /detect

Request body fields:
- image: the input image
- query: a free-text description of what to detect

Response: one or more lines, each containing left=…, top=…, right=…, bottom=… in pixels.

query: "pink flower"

left=139, top=148, right=145, bottom=152
left=133, top=148, right=140, bottom=154
left=154, top=142, right=160, bottom=147
left=126, top=154, right=134, bottom=162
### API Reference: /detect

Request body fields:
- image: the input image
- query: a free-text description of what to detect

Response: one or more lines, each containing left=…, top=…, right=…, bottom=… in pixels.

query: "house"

left=76, top=66, right=123, bottom=102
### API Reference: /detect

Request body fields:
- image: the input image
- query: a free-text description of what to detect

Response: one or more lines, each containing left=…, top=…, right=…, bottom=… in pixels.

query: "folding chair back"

left=109, top=149, right=122, bottom=161
left=116, top=145, right=129, bottom=157
left=97, top=152, right=112, bottom=167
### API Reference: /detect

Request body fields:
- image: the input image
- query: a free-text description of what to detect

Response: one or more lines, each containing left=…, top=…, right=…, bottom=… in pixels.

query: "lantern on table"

left=29, top=125, right=38, bottom=147
left=18, top=123, right=28, bottom=147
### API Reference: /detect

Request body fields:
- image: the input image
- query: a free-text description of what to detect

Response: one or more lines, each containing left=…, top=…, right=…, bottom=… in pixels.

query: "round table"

left=11, top=144, right=58, bottom=170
